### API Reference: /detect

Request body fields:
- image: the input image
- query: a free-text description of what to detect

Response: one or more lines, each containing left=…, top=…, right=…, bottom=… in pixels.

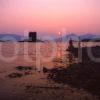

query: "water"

left=0, top=42, right=99, bottom=100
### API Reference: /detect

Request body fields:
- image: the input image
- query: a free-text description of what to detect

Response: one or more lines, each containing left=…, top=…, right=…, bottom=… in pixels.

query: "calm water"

left=0, top=42, right=99, bottom=100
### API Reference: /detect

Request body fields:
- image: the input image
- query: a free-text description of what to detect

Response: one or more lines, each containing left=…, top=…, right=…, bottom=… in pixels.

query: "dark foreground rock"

left=7, top=66, right=34, bottom=79
left=47, top=46, right=100, bottom=96
left=16, top=66, right=33, bottom=71
left=7, top=73, right=23, bottom=78
left=47, top=63, right=100, bottom=96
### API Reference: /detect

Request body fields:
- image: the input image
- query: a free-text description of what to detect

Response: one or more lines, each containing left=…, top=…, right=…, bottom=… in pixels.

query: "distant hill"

left=56, top=34, right=78, bottom=42
left=80, top=34, right=97, bottom=40
left=80, top=34, right=100, bottom=42
left=56, top=34, right=100, bottom=42
left=81, top=38, right=100, bottom=42
left=0, top=34, right=43, bottom=42
left=0, top=34, right=24, bottom=41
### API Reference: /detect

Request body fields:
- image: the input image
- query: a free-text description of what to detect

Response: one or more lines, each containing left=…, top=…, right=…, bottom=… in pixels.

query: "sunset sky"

left=0, top=0, right=100, bottom=37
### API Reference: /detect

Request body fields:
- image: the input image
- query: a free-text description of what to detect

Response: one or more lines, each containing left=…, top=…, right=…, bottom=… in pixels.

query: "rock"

left=7, top=73, right=23, bottom=78
left=16, top=66, right=33, bottom=71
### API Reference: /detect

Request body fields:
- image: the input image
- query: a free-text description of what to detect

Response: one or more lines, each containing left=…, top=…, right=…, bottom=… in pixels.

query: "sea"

left=0, top=42, right=99, bottom=100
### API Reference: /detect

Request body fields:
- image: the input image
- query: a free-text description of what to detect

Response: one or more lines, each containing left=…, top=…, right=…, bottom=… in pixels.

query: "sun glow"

left=58, top=32, right=61, bottom=35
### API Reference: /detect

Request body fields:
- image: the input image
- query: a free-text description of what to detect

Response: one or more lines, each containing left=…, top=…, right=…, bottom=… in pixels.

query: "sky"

left=0, top=0, right=100, bottom=37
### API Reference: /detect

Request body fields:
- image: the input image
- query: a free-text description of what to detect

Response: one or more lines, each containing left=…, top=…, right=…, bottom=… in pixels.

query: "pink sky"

left=0, top=0, right=100, bottom=36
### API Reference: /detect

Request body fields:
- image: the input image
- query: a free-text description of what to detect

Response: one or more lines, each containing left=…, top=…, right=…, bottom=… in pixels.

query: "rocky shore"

left=45, top=46, right=100, bottom=96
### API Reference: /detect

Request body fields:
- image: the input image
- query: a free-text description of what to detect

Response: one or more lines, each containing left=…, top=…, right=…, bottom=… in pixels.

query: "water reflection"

left=0, top=42, right=99, bottom=100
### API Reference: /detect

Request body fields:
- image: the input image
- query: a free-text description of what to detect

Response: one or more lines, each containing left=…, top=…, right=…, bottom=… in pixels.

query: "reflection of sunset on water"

left=56, top=50, right=62, bottom=59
